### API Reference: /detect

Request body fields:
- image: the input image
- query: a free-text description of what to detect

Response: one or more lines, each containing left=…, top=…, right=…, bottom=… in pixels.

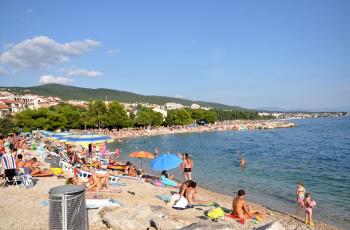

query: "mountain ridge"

left=0, top=84, right=250, bottom=111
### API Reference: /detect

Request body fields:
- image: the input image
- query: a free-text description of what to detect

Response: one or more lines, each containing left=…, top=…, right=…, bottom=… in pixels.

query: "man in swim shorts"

left=232, top=189, right=264, bottom=219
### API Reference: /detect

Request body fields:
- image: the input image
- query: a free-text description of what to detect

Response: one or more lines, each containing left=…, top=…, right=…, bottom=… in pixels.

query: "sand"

left=0, top=151, right=340, bottom=230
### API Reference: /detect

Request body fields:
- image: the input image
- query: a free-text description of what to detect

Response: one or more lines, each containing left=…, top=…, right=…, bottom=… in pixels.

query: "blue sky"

left=0, top=1, right=349, bottom=110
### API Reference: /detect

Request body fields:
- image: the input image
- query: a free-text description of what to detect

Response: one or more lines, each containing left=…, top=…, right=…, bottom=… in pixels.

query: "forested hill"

left=1, top=84, right=250, bottom=111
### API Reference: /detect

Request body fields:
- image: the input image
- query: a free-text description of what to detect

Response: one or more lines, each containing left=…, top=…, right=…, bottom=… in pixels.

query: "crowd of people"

left=0, top=131, right=315, bottom=227
left=76, top=119, right=295, bottom=140
left=0, top=134, right=53, bottom=185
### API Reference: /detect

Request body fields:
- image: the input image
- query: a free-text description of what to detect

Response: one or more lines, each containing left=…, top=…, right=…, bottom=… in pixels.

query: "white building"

left=165, top=102, right=184, bottom=110
left=190, top=103, right=201, bottom=109
left=152, top=107, right=167, bottom=119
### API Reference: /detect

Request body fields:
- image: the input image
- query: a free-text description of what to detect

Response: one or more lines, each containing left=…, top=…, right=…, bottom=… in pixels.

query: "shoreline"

left=104, top=119, right=347, bottom=230
left=0, top=150, right=341, bottom=229
left=136, top=164, right=342, bottom=230
left=85, top=119, right=296, bottom=140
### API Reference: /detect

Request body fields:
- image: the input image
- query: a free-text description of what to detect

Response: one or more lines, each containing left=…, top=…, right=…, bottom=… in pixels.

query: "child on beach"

left=304, top=192, right=316, bottom=227
left=296, top=181, right=306, bottom=207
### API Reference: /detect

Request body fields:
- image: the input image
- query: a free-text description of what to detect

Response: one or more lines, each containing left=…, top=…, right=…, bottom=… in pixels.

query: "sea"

left=108, top=117, right=350, bottom=229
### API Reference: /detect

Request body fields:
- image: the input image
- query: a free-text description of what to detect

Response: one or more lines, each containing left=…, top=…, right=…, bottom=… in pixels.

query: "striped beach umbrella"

left=63, top=135, right=114, bottom=145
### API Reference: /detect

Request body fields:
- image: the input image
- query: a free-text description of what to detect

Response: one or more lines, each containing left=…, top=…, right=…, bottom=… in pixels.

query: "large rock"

left=88, top=209, right=108, bottom=230
left=101, top=204, right=192, bottom=230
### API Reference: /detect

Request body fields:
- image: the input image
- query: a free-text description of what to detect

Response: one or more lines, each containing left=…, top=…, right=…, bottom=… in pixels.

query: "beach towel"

left=152, top=180, right=163, bottom=187
left=86, top=198, right=120, bottom=209
left=189, top=202, right=217, bottom=207
left=156, top=194, right=171, bottom=202
left=110, top=182, right=126, bottom=187
left=224, top=213, right=245, bottom=224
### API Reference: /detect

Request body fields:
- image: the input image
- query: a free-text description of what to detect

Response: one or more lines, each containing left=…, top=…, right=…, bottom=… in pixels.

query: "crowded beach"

left=0, top=131, right=337, bottom=230
left=86, top=120, right=295, bottom=140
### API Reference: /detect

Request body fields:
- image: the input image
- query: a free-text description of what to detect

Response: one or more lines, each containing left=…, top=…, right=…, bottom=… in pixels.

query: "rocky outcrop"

left=100, top=204, right=194, bottom=230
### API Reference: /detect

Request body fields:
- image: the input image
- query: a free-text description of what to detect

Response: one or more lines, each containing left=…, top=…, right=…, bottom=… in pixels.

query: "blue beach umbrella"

left=150, top=153, right=182, bottom=171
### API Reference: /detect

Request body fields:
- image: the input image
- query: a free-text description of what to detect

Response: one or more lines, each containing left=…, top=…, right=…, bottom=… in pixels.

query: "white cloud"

left=0, top=36, right=101, bottom=71
left=39, top=75, right=74, bottom=85
left=107, top=48, right=120, bottom=56
left=67, top=68, right=103, bottom=77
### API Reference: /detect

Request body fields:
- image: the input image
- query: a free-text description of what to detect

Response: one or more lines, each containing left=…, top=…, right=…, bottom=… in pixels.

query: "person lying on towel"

left=23, top=157, right=53, bottom=177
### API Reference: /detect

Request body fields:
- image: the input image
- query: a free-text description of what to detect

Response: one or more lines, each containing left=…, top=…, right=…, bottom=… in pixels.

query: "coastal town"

left=0, top=89, right=348, bottom=120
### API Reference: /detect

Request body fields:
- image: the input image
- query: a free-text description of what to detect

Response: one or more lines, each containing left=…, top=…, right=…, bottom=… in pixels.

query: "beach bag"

left=207, top=207, right=224, bottom=220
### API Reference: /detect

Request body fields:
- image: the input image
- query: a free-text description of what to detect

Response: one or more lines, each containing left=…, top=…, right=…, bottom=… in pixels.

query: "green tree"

left=105, top=101, right=132, bottom=128
left=215, top=110, right=260, bottom=121
left=134, top=107, right=164, bottom=127
left=47, top=112, right=67, bottom=130
left=187, top=109, right=218, bottom=123
left=165, top=109, right=192, bottom=126
left=53, top=103, right=85, bottom=129
left=87, top=100, right=107, bottom=128
left=0, top=117, right=15, bottom=136
left=202, top=110, right=218, bottom=123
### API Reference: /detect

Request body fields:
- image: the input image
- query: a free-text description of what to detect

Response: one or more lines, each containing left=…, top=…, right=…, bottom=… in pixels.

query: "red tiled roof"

left=0, top=99, right=17, bottom=104
left=0, top=103, right=9, bottom=109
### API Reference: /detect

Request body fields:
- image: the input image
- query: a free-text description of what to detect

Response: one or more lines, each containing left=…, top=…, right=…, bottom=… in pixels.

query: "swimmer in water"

left=240, top=156, right=246, bottom=168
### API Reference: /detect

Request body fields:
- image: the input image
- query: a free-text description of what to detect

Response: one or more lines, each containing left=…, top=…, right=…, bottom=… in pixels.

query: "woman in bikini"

left=182, top=153, right=193, bottom=180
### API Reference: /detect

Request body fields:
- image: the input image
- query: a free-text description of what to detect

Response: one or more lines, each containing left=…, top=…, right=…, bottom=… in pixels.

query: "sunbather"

left=184, top=181, right=210, bottom=206
left=23, top=157, right=53, bottom=177
left=168, top=180, right=192, bottom=206
left=231, top=189, right=265, bottom=219
left=15, top=154, right=25, bottom=169
left=124, top=162, right=137, bottom=177
left=160, top=170, right=177, bottom=187
left=85, top=173, right=115, bottom=192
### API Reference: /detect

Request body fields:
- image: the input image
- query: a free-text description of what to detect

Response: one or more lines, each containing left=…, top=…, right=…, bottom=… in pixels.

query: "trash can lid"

left=49, top=185, right=85, bottom=195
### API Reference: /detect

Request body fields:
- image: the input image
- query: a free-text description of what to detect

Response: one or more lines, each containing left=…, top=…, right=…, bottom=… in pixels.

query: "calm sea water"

left=108, top=117, right=350, bottom=228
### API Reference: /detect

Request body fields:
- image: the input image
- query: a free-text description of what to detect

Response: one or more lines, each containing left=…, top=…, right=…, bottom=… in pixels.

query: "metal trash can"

left=49, top=185, right=87, bottom=230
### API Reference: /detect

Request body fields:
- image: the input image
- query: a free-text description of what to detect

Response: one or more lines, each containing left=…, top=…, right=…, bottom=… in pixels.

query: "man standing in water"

left=232, top=189, right=264, bottom=219
left=182, top=153, right=193, bottom=180
left=240, top=156, right=246, bottom=168
left=154, top=146, right=159, bottom=158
